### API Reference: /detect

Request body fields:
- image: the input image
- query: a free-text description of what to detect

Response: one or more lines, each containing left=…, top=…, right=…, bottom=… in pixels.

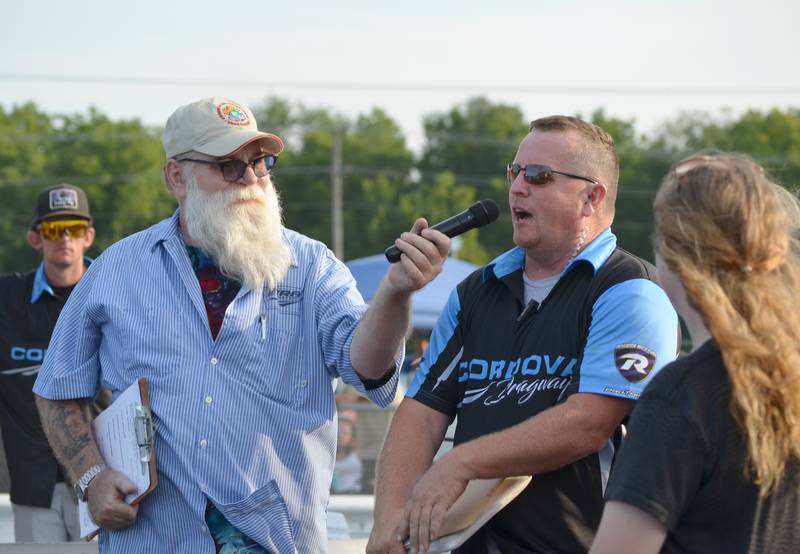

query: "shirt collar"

left=153, top=209, right=299, bottom=267
left=483, top=227, right=617, bottom=282
left=151, top=209, right=184, bottom=247
left=483, top=247, right=525, bottom=282
left=562, top=226, right=617, bottom=275
left=31, top=257, right=93, bottom=304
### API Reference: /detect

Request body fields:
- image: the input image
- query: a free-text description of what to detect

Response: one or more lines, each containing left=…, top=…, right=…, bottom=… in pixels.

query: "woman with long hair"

left=590, top=154, right=800, bottom=553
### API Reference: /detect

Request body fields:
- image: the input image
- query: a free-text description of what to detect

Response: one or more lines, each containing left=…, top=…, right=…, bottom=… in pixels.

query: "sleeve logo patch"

left=614, top=344, right=656, bottom=382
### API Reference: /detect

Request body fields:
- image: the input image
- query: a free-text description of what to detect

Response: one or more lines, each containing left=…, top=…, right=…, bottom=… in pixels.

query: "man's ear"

left=581, top=184, right=607, bottom=217
left=164, top=159, right=189, bottom=203
left=82, top=227, right=96, bottom=251
left=27, top=229, right=43, bottom=251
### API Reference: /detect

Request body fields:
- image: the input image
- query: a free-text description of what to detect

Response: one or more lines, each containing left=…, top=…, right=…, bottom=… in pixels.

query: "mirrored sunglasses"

left=507, top=163, right=600, bottom=187
left=178, top=154, right=278, bottom=182
left=38, top=219, right=90, bottom=241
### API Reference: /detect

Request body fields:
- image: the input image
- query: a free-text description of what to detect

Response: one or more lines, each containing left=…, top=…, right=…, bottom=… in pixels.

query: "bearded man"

left=33, top=97, right=450, bottom=554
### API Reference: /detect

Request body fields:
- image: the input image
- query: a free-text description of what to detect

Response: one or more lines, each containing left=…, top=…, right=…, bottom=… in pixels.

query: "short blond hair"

left=529, top=116, right=619, bottom=214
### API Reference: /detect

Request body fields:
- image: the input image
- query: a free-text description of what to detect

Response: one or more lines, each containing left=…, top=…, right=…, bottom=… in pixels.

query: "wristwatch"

left=74, top=464, right=107, bottom=502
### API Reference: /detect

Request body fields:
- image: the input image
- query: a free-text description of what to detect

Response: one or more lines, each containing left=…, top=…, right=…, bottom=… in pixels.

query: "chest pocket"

left=117, top=305, right=183, bottom=376
left=238, top=293, right=307, bottom=407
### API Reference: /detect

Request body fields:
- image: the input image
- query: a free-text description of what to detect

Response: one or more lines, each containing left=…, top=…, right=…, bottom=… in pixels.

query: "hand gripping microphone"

left=384, top=199, right=500, bottom=263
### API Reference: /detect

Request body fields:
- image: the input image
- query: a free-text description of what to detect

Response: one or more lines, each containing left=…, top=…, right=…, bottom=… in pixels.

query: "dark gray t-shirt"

left=606, top=340, right=800, bottom=553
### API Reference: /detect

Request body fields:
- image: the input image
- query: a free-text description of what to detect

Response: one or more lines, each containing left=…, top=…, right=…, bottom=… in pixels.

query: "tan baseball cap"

left=162, top=97, right=285, bottom=159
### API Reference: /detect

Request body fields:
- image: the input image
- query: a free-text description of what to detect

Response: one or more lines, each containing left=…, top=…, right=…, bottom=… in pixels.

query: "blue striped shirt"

left=33, top=211, right=399, bottom=553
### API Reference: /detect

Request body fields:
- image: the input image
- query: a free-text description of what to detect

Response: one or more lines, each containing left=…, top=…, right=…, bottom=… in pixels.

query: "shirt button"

left=201, top=524, right=208, bottom=533
left=199, top=439, right=208, bottom=448
left=204, top=396, right=213, bottom=405
left=210, top=357, right=218, bottom=365
left=300, top=380, right=308, bottom=388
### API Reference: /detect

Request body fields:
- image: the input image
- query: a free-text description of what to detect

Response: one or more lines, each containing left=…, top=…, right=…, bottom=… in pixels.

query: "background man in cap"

left=33, top=97, right=450, bottom=553
left=0, top=184, right=95, bottom=542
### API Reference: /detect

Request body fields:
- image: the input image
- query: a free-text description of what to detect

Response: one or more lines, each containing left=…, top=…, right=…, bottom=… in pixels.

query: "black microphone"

left=384, top=199, right=500, bottom=263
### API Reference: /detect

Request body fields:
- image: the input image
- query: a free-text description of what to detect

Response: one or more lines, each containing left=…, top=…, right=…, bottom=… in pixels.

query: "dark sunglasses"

left=178, top=154, right=278, bottom=182
left=507, top=163, right=600, bottom=187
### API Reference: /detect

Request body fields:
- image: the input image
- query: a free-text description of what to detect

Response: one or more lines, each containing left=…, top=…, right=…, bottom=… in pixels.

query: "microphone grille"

left=469, top=199, right=500, bottom=226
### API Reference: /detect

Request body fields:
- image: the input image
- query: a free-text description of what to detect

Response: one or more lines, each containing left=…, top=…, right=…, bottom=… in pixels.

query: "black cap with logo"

left=32, top=184, right=92, bottom=228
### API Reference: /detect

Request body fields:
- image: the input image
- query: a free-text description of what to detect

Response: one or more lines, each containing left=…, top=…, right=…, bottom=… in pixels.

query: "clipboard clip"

left=134, top=405, right=155, bottom=463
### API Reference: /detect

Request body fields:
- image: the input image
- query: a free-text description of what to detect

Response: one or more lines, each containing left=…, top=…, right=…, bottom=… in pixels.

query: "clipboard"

left=405, top=475, right=532, bottom=553
left=79, top=378, right=158, bottom=539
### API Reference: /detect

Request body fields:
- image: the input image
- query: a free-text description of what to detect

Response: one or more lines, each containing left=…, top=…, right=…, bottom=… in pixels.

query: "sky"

left=2, top=0, right=799, bottom=151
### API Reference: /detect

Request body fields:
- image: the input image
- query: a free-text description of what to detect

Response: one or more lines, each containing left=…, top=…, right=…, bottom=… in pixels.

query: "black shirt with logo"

left=407, top=234, right=679, bottom=553
left=606, top=340, right=800, bottom=553
left=0, top=270, right=71, bottom=507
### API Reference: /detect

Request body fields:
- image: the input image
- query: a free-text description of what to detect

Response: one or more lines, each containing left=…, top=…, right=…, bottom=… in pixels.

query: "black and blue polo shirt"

left=0, top=262, right=87, bottom=508
left=406, top=228, right=679, bottom=553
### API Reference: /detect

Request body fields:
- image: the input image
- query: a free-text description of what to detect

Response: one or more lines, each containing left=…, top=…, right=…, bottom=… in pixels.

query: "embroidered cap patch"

left=49, top=188, right=79, bottom=210
left=216, top=101, right=250, bottom=126
left=614, top=344, right=656, bottom=382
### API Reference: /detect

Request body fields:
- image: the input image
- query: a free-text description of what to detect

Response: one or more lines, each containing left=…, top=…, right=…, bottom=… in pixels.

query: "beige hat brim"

left=195, top=131, right=285, bottom=158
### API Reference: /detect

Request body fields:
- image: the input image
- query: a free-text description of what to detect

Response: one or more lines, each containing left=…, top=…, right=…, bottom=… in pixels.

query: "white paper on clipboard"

left=79, top=378, right=156, bottom=538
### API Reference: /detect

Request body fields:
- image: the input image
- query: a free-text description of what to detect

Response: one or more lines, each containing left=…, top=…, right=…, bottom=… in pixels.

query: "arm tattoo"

left=37, top=397, right=100, bottom=482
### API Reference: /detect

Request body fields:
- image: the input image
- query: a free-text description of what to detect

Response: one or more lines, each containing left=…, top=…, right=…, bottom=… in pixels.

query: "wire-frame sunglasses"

left=507, top=163, right=601, bottom=187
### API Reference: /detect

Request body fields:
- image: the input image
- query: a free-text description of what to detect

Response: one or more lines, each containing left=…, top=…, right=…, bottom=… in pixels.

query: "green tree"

left=253, top=98, right=415, bottom=260
left=4, top=100, right=800, bottom=277
left=47, top=108, right=172, bottom=252
left=397, top=172, right=489, bottom=264
left=419, top=97, right=529, bottom=262
left=343, top=109, right=415, bottom=259
left=419, top=97, right=527, bottom=178
left=0, top=105, right=171, bottom=271
left=685, top=108, right=800, bottom=188
left=588, top=109, right=671, bottom=262
left=0, top=103, right=56, bottom=271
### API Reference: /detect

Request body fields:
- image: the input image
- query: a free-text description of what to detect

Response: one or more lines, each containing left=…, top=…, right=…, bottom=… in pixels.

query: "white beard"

left=182, top=171, right=292, bottom=291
